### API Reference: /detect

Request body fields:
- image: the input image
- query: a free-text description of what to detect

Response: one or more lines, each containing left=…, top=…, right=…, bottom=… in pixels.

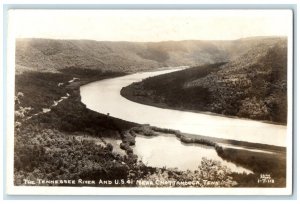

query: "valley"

left=121, top=37, right=287, bottom=124
left=14, top=37, right=288, bottom=188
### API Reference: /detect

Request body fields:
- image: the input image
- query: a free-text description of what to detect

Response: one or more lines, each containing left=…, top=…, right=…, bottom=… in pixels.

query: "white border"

left=4, top=8, right=294, bottom=196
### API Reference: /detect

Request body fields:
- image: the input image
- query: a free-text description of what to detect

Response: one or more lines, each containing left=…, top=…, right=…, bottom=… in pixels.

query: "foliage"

left=14, top=37, right=287, bottom=187
left=14, top=125, right=131, bottom=186
left=14, top=70, right=137, bottom=186
left=216, top=147, right=286, bottom=187
left=121, top=63, right=224, bottom=111
left=138, top=158, right=238, bottom=187
left=121, top=39, right=287, bottom=124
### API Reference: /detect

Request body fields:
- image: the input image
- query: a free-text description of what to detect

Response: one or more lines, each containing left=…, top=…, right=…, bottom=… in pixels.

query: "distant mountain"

left=121, top=37, right=287, bottom=123
left=16, top=37, right=286, bottom=74
left=16, top=39, right=161, bottom=73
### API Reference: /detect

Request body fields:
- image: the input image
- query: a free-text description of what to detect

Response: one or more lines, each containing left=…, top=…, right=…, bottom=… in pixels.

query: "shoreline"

left=120, top=124, right=286, bottom=185
left=181, top=132, right=286, bottom=152
left=120, top=88, right=286, bottom=127
left=76, top=70, right=286, bottom=152
left=120, top=62, right=287, bottom=126
left=14, top=68, right=286, bottom=187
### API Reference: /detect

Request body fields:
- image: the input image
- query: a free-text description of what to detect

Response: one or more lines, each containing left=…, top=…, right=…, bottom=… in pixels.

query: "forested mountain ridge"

left=186, top=38, right=287, bottom=123
left=121, top=37, right=287, bottom=123
left=16, top=37, right=285, bottom=74
left=14, top=36, right=287, bottom=187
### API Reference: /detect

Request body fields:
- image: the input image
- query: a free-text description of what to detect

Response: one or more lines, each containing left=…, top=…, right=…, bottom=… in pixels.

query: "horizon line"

left=15, top=35, right=288, bottom=43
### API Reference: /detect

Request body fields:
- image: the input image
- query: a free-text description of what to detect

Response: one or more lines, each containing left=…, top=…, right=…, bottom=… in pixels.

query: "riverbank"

left=120, top=62, right=287, bottom=125
left=118, top=124, right=286, bottom=187
left=14, top=69, right=143, bottom=186
left=14, top=69, right=238, bottom=187
left=14, top=68, right=286, bottom=187
left=121, top=84, right=286, bottom=126
left=82, top=68, right=286, bottom=147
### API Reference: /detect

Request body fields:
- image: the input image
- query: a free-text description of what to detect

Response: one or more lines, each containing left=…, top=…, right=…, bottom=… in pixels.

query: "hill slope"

left=16, top=37, right=285, bottom=74
left=121, top=37, right=287, bottom=123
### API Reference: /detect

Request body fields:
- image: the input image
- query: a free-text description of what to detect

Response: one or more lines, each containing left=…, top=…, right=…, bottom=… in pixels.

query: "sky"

left=9, top=9, right=293, bottom=42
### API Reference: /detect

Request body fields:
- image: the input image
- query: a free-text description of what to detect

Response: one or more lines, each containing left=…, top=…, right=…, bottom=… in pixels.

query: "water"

left=132, top=134, right=252, bottom=174
left=80, top=68, right=287, bottom=147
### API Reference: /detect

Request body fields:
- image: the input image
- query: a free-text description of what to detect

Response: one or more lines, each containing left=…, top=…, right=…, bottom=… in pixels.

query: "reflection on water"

left=132, top=134, right=252, bottom=174
left=220, top=143, right=275, bottom=154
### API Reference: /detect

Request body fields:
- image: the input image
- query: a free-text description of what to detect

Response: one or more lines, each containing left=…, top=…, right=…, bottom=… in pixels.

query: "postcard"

left=5, top=8, right=294, bottom=195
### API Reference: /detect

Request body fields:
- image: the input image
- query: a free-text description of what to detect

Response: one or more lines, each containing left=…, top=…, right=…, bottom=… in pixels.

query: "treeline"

left=15, top=68, right=124, bottom=115
left=14, top=126, right=132, bottom=186
left=14, top=65, right=286, bottom=187
left=131, top=125, right=286, bottom=187
left=121, top=41, right=287, bottom=124
left=186, top=42, right=288, bottom=123
left=14, top=68, right=243, bottom=187
left=219, top=147, right=286, bottom=187
left=110, top=125, right=239, bottom=187
left=121, top=63, right=224, bottom=111
left=14, top=69, right=140, bottom=186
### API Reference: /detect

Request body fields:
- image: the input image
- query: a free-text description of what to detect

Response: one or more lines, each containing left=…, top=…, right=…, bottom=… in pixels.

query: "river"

left=133, top=133, right=252, bottom=173
left=80, top=68, right=287, bottom=147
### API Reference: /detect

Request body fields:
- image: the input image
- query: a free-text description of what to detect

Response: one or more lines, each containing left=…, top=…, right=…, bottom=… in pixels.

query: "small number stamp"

left=257, top=174, right=275, bottom=184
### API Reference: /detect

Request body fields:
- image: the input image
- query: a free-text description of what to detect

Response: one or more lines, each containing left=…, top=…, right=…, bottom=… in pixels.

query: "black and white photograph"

left=5, top=8, right=294, bottom=195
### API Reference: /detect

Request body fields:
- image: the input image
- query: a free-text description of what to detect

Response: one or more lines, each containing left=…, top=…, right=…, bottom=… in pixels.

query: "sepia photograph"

left=5, top=8, right=294, bottom=195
